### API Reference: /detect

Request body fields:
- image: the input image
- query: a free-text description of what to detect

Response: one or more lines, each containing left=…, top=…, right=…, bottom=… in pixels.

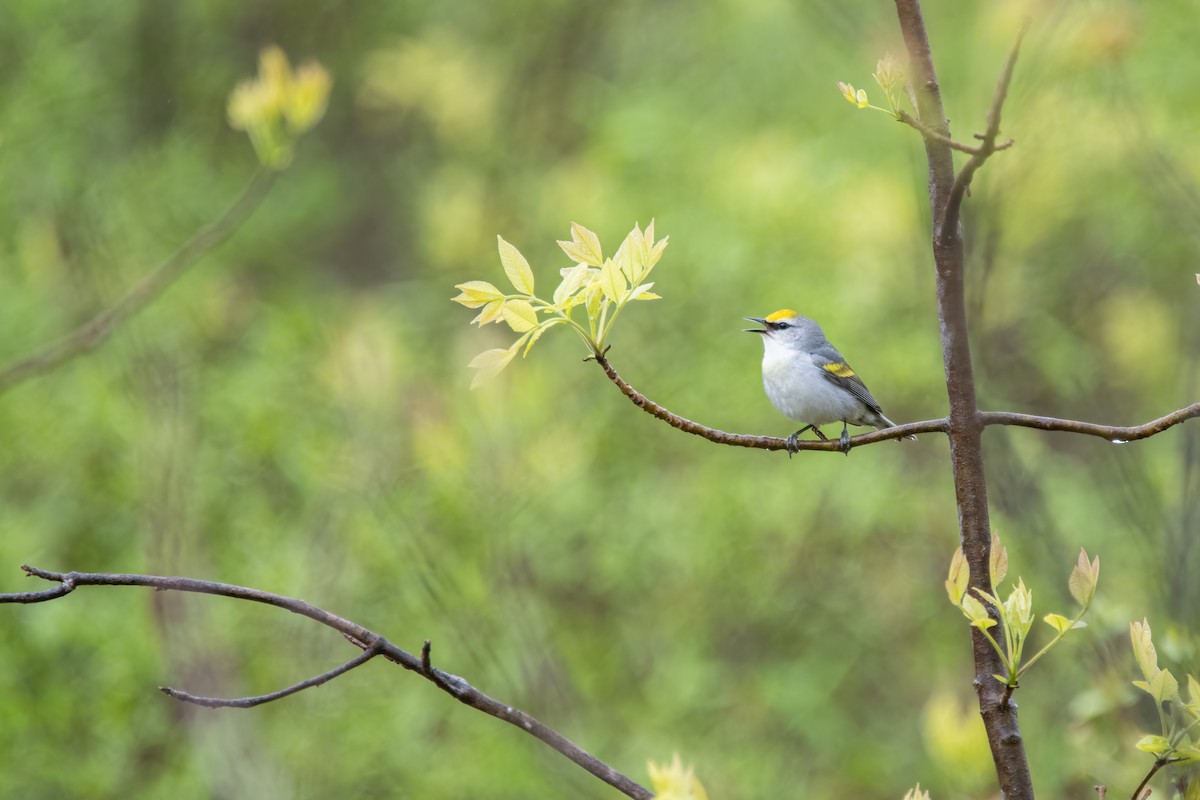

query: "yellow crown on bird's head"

left=764, top=309, right=798, bottom=323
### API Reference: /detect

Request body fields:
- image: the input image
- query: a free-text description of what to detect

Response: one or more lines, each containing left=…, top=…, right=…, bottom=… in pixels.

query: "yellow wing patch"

left=765, top=308, right=798, bottom=322
left=822, top=362, right=856, bottom=378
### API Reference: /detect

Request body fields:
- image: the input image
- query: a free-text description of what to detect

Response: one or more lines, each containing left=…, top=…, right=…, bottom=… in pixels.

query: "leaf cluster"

left=945, top=538, right=1099, bottom=687
left=227, top=46, right=332, bottom=170
left=1129, top=619, right=1200, bottom=764
left=452, top=222, right=666, bottom=387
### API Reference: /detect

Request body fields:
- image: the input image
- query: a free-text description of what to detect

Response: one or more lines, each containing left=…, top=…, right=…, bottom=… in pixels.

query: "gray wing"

left=810, top=348, right=884, bottom=415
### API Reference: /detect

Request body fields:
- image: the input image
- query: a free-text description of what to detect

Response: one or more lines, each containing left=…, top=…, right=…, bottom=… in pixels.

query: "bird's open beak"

left=743, top=316, right=769, bottom=335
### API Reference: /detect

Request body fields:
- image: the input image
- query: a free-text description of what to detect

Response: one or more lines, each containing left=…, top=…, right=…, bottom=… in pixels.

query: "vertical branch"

left=892, top=1, right=1034, bottom=798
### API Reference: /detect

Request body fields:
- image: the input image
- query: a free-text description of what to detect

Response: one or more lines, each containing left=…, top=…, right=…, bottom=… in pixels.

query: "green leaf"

left=1150, top=667, right=1179, bottom=704
left=946, top=547, right=969, bottom=605
left=524, top=318, right=565, bottom=356
left=1175, top=743, right=1200, bottom=763
left=1134, top=734, right=1173, bottom=757
left=452, top=280, right=505, bottom=308
left=1131, top=619, right=1160, bottom=685
left=959, top=592, right=990, bottom=625
left=497, top=235, right=535, bottom=294
left=628, top=282, right=661, bottom=301
left=501, top=299, right=538, bottom=332
left=1069, top=548, right=1099, bottom=607
left=990, top=533, right=1008, bottom=586
left=467, top=346, right=518, bottom=389
left=1043, top=613, right=1074, bottom=635
left=599, top=258, right=628, bottom=302
left=992, top=673, right=1013, bottom=686
left=585, top=284, right=603, bottom=324
left=553, top=263, right=591, bottom=306
left=472, top=299, right=506, bottom=326
left=556, top=222, right=603, bottom=266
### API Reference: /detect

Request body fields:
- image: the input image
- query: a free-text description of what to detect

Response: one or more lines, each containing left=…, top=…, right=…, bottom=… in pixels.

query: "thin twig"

left=896, top=110, right=1005, bottom=155
left=593, top=353, right=939, bottom=451
left=159, top=644, right=383, bottom=708
left=0, top=566, right=653, bottom=800
left=1131, top=758, right=1167, bottom=800
left=981, top=405, right=1200, bottom=441
left=939, top=21, right=1029, bottom=243
left=0, top=168, right=276, bottom=396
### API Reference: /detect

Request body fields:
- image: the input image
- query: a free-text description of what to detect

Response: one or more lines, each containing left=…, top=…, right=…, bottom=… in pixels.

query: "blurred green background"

left=1, top=1, right=1198, bottom=797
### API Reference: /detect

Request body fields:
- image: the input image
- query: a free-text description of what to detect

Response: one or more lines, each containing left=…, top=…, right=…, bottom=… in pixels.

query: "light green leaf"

left=564, top=222, right=603, bottom=266
left=1131, top=619, right=1160, bottom=685
left=599, top=258, right=628, bottom=302
left=1043, top=613, right=1074, bottom=635
left=959, top=592, right=990, bottom=625
left=585, top=283, right=603, bottom=323
left=990, top=533, right=1008, bottom=586
left=648, top=235, right=668, bottom=271
left=628, top=283, right=661, bottom=301
left=992, top=673, right=1012, bottom=686
left=971, top=618, right=998, bottom=630
left=1175, top=743, right=1200, bottom=763
left=524, top=318, right=565, bottom=355
left=1132, top=679, right=1152, bottom=695
left=946, top=547, right=969, bottom=605
left=553, top=263, right=591, bottom=306
left=1069, top=548, right=1099, bottom=607
left=1134, top=734, right=1173, bottom=756
left=473, top=299, right=506, bottom=326
left=1150, top=667, right=1179, bottom=704
left=497, top=235, right=535, bottom=294
left=467, top=346, right=518, bottom=389
left=501, top=299, right=538, bottom=332
left=452, top=280, right=505, bottom=308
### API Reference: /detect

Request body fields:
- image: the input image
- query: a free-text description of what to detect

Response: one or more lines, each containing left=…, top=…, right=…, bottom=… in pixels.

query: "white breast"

left=761, top=342, right=862, bottom=426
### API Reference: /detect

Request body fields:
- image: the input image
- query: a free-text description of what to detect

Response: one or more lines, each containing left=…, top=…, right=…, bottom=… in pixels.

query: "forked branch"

left=0, top=566, right=653, bottom=800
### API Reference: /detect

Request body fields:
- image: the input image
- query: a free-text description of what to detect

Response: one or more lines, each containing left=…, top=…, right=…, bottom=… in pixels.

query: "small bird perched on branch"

left=745, top=309, right=912, bottom=455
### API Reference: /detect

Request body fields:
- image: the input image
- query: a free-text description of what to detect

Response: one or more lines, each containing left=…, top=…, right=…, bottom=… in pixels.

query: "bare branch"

left=593, top=353, right=941, bottom=452
left=1131, top=758, right=1169, bottom=800
left=939, top=21, right=1029, bottom=243
left=0, top=566, right=653, bottom=800
left=0, top=169, right=276, bottom=397
left=159, top=644, right=384, bottom=708
left=981, top=404, right=1200, bottom=441
left=896, top=110, right=1003, bottom=155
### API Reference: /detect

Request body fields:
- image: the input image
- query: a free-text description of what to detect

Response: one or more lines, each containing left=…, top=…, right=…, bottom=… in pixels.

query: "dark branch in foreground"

left=0, top=566, right=652, bottom=800
left=592, top=353, right=940, bottom=451
left=0, top=169, right=275, bottom=397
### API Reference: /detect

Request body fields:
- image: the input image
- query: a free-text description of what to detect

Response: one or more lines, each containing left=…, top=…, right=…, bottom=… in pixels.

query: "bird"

left=744, top=309, right=911, bottom=455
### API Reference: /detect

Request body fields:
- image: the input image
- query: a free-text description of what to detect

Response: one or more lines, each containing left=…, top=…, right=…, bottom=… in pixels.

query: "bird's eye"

left=774, top=322, right=790, bottom=329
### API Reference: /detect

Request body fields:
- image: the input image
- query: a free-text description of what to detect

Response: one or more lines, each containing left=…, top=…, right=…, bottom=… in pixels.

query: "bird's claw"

left=784, top=432, right=800, bottom=459
left=838, top=424, right=851, bottom=455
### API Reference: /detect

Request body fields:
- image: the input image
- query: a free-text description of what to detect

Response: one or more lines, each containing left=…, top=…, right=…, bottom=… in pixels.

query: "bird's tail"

left=876, top=415, right=917, bottom=442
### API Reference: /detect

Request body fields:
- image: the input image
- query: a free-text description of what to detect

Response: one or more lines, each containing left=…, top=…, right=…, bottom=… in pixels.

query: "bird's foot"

left=784, top=432, right=800, bottom=459
left=838, top=423, right=852, bottom=455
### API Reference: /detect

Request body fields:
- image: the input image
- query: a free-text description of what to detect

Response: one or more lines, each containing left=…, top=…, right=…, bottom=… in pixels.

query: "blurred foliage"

left=0, top=0, right=1198, bottom=798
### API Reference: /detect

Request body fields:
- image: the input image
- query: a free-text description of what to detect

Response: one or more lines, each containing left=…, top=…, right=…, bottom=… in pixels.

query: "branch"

left=894, top=1, right=1034, bottom=798
left=939, top=21, right=1029, bottom=243
left=981, top=404, right=1200, bottom=441
left=159, top=644, right=384, bottom=708
left=897, top=110, right=1013, bottom=156
left=593, top=353, right=941, bottom=452
left=0, top=566, right=653, bottom=800
left=0, top=168, right=276, bottom=397
left=1130, top=758, right=1169, bottom=800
